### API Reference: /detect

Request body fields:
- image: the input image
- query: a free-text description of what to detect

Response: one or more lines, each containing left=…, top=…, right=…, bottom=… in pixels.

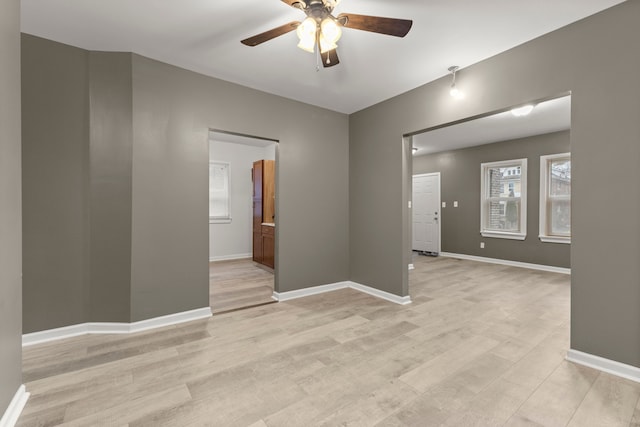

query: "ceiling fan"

left=241, top=0, right=413, bottom=68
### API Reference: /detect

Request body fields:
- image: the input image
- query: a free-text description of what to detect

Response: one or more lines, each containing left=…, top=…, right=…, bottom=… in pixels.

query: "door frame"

left=208, top=129, right=279, bottom=311
left=412, top=172, right=441, bottom=254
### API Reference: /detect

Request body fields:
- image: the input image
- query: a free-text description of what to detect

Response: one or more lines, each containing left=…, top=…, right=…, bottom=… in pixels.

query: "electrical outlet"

left=480, top=242, right=485, bottom=249
left=454, top=201, right=459, bottom=207
left=442, top=202, right=446, bottom=208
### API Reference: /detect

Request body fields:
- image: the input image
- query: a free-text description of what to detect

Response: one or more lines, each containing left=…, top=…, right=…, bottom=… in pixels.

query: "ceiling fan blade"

left=241, top=21, right=299, bottom=47
left=321, top=49, right=339, bottom=68
left=337, top=13, right=412, bottom=37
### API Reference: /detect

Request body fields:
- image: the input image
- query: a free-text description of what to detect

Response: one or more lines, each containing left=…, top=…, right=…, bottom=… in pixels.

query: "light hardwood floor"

left=18, top=255, right=640, bottom=426
left=210, top=259, right=275, bottom=314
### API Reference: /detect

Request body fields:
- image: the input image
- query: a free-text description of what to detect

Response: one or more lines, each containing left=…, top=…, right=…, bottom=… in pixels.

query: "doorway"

left=407, top=94, right=571, bottom=277
left=412, top=173, right=441, bottom=255
left=208, top=130, right=278, bottom=314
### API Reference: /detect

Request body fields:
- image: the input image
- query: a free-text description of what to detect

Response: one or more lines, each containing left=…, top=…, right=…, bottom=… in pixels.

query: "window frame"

left=480, top=158, right=528, bottom=240
left=539, top=153, right=571, bottom=244
left=209, top=161, right=232, bottom=224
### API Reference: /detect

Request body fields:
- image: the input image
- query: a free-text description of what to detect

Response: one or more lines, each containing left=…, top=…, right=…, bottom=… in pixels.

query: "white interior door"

left=412, top=173, right=440, bottom=253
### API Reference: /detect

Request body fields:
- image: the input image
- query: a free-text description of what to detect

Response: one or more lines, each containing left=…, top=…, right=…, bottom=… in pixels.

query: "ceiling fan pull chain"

left=316, top=49, right=320, bottom=72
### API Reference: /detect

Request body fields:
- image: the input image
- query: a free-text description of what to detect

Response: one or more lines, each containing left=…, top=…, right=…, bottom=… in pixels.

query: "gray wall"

left=413, top=131, right=570, bottom=268
left=88, top=52, right=133, bottom=322
left=22, top=38, right=135, bottom=331
left=0, top=0, right=23, bottom=413
left=21, top=36, right=350, bottom=328
left=21, top=35, right=90, bottom=332
left=350, top=1, right=640, bottom=367
left=130, top=55, right=349, bottom=320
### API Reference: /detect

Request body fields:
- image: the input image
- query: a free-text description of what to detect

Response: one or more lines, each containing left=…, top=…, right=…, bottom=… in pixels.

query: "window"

left=480, top=158, right=527, bottom=240
left=539, top=153, right=571, bottom=243
left=209, top=162, right=231, bottom=224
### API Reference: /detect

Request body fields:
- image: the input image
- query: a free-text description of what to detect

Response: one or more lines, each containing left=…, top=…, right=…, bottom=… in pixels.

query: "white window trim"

left=480, top=158, right=527, bottom=240
left=539, top=153, right=571, bottom=244
left=209, top=161, right=232, bottom=224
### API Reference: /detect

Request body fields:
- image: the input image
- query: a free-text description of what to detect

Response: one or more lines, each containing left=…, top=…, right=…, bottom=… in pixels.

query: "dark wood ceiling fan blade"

left=241, top=21, right=299, bottom=46
left=321, top=49, right=339, bottom=68
left=337, top=13, right=412, bottom=37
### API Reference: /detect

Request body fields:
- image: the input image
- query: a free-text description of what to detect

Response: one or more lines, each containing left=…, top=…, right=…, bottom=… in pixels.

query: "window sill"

left=481, top=231, right=526, bottom=240
left=209, top=218, right=232, bottom=224
left=539, top=235, right=571, bottom=244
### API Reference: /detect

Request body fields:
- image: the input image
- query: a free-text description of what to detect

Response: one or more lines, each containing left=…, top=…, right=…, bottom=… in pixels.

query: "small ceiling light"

left=511, top=104, right=535, bottom=117
left=448, top=66, right=464, bottom=99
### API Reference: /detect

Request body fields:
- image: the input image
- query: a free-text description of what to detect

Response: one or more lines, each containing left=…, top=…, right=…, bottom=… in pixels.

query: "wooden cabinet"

left=252, top=160, right=263, bottom=264
left=252, top=160, right=275, bottom=268
left=261, top=225, right=275, bottom=268
left=262, top=160, right=275, bottom=224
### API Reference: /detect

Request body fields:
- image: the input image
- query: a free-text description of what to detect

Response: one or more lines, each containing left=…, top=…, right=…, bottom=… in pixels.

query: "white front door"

left=412, top=173, right=440, bottom=253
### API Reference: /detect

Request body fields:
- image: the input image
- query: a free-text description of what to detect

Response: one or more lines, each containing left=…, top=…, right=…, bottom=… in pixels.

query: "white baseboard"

left=273, top=281, right=411, bottom=306
left=566, top=349, right=640, bottom=383
left=0, top=385, right=29, bottom=427
left=349, top=282, right=412, bottom=305
left=209, top=253, right=252, bottom=262
left=128, top=307, right=212, bottom=333
left=22, top=307, right=212, bottom=347
left=440, top=252, right=571, bottom=275
left=273, top=282, right=348, bottom=302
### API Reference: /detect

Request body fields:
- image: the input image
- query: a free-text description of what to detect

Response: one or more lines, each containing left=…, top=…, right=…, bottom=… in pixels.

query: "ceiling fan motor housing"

left=296, top=0, right=336, bottom=22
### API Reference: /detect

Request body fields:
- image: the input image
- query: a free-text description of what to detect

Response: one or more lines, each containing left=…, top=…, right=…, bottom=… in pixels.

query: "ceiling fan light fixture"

left=297, top=36, right=316, bottom=53
left=319, top=35, right=337, bottom=54
left=296, top=17, right=317, bottom=53
left=320, top=17, right=342, bottom=43
left=241, top=1, right=413, bottom=68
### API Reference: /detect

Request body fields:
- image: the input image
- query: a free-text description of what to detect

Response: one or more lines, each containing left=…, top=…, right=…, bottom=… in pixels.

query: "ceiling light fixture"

left=296, top=17, right=318, bottom=53
left=297, top=16, right=342, bottom=55
left=241, top=0, right=412, bottom=69
left=319, top=17, right=342, bottom=53
left=448, top=66, right=464, bottom=99
left=511, top=104, right=535, bottom=117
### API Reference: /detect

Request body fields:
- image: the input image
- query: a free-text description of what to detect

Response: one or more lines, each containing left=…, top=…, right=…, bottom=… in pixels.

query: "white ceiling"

left=412, top=95, right=571, bottom=156
left=21, top=0, right=625, bottom=114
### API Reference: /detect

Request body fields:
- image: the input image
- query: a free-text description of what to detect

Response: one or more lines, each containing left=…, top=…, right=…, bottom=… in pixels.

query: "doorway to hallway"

left=208, top=130, right=278, bottom=314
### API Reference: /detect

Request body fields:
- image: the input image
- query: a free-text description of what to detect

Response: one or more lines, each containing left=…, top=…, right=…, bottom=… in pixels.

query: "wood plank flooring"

left=210, top=259, right=274, bottom=314
left=18, top=255, right=640, bottom=426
